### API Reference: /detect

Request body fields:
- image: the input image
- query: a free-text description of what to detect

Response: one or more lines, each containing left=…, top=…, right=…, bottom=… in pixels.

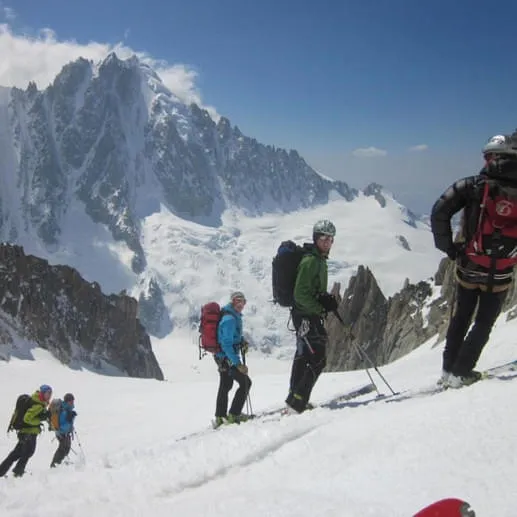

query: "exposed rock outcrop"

left=0, top=243, right=163, bottom=379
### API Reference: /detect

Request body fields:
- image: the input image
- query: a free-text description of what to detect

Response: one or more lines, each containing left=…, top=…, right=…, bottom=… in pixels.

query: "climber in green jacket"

left=286, top=220, right=339, bottom=413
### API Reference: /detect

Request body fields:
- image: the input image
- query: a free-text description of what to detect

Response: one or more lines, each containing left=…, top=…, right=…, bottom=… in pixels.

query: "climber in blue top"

left=50, top=393, right=77, bottom=468
left=213, top=291, right=252, bottom=427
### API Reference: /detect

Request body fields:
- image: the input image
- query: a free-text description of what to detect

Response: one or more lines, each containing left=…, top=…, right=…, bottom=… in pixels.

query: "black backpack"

left=7, top=394, right=34, bottom=432
left=272, top=241, right=313, bottom=307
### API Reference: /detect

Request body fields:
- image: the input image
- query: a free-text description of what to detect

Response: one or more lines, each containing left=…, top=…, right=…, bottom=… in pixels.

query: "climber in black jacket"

left=431, top=133, right=517, bottom=388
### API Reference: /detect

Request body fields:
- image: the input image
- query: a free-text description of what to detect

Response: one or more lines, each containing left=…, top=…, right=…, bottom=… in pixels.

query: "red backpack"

left=465, top=181, right=517, bottom=270
left=198, top=303, right=232, bottom=359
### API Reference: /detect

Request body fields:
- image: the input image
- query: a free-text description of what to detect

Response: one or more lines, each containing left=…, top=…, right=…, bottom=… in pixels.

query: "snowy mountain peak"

left=362, top=182, right=418, bottom=228
left=0, top=53, right=437, bottom=347
left=0, top=52, right=358, bottom=274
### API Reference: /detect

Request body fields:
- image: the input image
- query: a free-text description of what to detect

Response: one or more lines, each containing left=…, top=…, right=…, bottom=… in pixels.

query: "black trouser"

left=0, top=433, right=37, bottom=477
left=51, top=433, right=72, bottom=467
left=443, top=283, right=506, bottom=376
left=215, top=359, right=252, bottom=417
left=286, top=312, right=327, bottom=413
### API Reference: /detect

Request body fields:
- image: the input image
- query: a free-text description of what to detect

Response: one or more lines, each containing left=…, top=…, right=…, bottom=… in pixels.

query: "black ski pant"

left=0, top=433, right=37, bottom=477
left=215, top=359, right=252, bottom=417
left=443, top=283, right=506, bottom=376
left=286, top=312, right=327, bottom=413
left=51, top=433, right=72, bottom=467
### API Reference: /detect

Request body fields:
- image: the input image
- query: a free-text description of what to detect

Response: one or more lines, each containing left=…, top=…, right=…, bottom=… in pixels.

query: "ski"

left=481, top=358, right=517, bottom=379
left=384, top=359, right=517, bottom=406
left=253, top=382, right=377, bottom=420
left=177, top=383, right=376, bottom=441
left=244, top=382, right=377, bottom=424
left=413, top=498, right=475, bottom=516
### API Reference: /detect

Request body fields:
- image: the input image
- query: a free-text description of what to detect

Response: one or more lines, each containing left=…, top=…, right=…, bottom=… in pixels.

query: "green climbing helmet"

left=313, top=219, right=336, bottom=237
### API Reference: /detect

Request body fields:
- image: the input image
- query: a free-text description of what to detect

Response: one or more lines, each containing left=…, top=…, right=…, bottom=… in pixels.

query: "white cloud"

left=351, top=146, right=388, bottom=158
left=408, top=144, right=428, bottom=152
left=0, top=23, right=219, bottom=119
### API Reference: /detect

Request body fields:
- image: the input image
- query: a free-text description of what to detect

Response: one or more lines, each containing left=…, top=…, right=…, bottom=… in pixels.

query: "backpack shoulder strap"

left=473, top=181, right=491, bottom=249
left=220, top=308, right=234, bottom=319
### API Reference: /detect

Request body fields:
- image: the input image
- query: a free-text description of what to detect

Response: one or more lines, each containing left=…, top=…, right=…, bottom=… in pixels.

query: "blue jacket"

left=57, top=401, right=76, bottom=436
left=216, top=304, right=243, bottom=366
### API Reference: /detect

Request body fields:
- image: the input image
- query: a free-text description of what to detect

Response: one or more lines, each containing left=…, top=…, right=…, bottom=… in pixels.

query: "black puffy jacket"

left=431, top=175, right=485, bottom=254
left=431, top=160, right=517, bottom=289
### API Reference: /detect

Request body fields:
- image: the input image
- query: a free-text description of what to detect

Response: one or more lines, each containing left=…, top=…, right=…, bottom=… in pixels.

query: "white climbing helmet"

left=482, top=134, right=517, bottom=156
left=313, top=219, right=336, bottom=237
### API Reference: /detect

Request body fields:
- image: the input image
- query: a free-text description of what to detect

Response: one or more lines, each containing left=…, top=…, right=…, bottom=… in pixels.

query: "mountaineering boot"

left=285, top=392, right=305, bottom=413
left=226, top=413, right=249, bottom=424
left=447, top=370, right=482, bottom=389
left=437, top=369, right=451, bottom=386
left=213, top=416, right=228, bottom=429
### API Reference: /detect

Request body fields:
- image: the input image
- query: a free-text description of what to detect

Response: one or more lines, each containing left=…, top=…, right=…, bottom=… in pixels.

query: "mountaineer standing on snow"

left=213, top=291, right=252, bottom=427
left=50, top=393, right=77, bottom=468
left=431, top=133, right=517, bottom=388
left=285, top=220, right=339, bottom=413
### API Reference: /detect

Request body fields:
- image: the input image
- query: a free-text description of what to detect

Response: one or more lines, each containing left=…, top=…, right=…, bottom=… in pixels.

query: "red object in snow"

left=413, top=498, right=475, bottom=517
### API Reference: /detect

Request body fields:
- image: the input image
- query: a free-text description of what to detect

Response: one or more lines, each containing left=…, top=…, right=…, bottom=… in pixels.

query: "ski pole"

left=333, top=310, right=398, bottom=396
left=242, top=349, right=254, bottom=416
left=351, top=339, right=398, bottom=396
left=338, top=321, right=380, bottom=394
left=73, top=430, right=86, bottom=463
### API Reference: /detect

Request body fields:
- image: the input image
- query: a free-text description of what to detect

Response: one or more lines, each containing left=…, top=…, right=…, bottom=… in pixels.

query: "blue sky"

left=4, top=0, right=517, bottom=212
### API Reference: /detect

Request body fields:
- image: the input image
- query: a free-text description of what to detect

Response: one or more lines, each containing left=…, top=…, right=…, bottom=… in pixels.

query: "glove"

left=446, top=242, right=465, bottom=261
left=66, top=410, right=77, bottom=423
left=39, top=410, right=50, bottom=421
left=240, top=339, right=249, bottom=354
left=318, top=292, right=338, bottom=312
left=236, top=364, right=248, bottom=375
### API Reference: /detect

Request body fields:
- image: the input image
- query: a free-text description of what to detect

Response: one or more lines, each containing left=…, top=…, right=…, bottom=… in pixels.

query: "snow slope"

left=0, top=306, right=516, bottom=516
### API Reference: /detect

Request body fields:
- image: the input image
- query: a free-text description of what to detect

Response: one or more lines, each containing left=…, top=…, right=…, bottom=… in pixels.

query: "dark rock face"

left=0, top=243, right=163, bottom=379
left=326, top=257, right=517, bottom=372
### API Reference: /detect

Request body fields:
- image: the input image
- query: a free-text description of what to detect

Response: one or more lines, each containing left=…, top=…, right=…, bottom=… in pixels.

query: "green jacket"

left=293, top=246, right=328, bottom=316
left=19, top=392, right=48, bottom=435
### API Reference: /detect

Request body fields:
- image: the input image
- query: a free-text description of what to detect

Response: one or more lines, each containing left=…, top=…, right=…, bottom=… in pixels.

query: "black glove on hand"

left=66, top=411, right=77, bottom=423
left=318, top=292, right=338, bottom=312
left=446, top=242, right=465, bottom=261
left=39, top=410, right=50, bottom=421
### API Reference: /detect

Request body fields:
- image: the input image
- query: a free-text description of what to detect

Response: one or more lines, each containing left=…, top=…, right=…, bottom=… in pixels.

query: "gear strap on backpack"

left=466, top=180, right=517, bottom=292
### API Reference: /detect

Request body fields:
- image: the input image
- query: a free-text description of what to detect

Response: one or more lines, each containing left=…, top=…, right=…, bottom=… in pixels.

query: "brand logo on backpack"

left=466, top=181, right=517, bottom=270
left=496, top=199, right=513, bottom=216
